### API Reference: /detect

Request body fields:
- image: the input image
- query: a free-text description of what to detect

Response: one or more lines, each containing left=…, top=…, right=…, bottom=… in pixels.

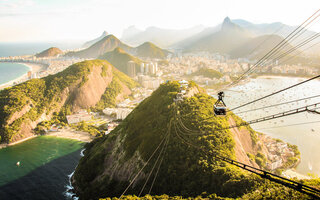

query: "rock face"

left=72, top=81, right=271, bottom=200
left=0, top=60, right=137, bottom=143
left=35, top=47, right=63, bottom=58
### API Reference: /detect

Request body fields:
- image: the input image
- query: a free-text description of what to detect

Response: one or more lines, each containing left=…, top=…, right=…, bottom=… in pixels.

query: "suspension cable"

left=229, top=74, right=320, bottom=111
left=234, top=94, right=320, bottom=114
left=138, top=130, right=171, bottom=196
left=222, top=103, right=320, bottom=131
left=119, top=125, right=170, bottom=199
left=224, top=9, right=320, bottom=89
left=173, top=108, right=320, bottom=198
left=255, top=120, right=320, bottom=130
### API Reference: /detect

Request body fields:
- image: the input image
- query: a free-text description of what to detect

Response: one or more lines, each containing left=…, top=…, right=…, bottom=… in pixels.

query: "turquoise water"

left=0, top=136, right=83, bottom=187
left=0, top=62, right=30, bottom=85
left=0, top=136, right=84, bottom=200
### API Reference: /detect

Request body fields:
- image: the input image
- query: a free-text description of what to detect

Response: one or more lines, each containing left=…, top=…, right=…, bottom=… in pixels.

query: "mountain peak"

left=221, top=16, right=241, bottom=32
left=102, top=31, right=108, bottom=36
left=223, top=16, right=231, bottom=23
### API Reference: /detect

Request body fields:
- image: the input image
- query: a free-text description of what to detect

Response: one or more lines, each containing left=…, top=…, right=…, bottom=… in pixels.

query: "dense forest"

left=0, top=59, right=137, bottom=143
left=72, top=81, right=318, bottom=200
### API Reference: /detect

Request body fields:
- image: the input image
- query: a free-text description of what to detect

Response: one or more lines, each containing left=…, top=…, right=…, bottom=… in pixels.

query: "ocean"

left=0, top=62, right=30, bottom=85
left=0, top=42, right=82, bottom=57
left=0, top=136, right=84, bottom=200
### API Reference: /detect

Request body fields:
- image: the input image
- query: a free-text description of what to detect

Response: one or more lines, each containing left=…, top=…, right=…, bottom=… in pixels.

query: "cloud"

left=0, top=0, right=35, bottom=9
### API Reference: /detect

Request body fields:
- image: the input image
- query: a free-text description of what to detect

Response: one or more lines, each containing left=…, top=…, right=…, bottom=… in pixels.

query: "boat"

left=16, top=161, right=20, bottom=166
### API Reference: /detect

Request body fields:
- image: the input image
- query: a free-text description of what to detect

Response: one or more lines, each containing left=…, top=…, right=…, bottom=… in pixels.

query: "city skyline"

left=1, top=0, right=320, bottom=42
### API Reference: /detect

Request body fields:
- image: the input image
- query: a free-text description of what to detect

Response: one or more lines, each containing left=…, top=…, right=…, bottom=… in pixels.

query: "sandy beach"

left=0, top=128, right=94, bottom=150
left=0, top=62, right=47, bottom=90
left=45, top=128, right=95, bottom=143
left=282, top=169, right=312, bottom=180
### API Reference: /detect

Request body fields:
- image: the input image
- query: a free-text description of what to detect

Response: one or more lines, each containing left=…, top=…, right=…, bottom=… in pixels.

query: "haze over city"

left=1, top=0, right=320, bottom=42
left=1, top=1, right=320, bottom=200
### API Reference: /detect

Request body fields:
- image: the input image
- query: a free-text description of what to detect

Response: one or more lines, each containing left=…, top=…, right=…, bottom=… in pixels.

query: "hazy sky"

left=1, top=0, right=320, bottom=42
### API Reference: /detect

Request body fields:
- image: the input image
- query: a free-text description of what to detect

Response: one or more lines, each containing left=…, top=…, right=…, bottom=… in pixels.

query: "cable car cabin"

left=214, top=104, right=226, bottom=116
left=214, top=91, right=227, bottom=116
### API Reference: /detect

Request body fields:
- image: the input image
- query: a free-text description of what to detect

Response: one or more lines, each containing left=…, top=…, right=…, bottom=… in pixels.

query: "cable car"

left=214, top=91, right=227, bottom=116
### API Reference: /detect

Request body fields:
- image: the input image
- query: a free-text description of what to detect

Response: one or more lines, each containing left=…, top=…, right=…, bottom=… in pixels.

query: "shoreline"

left=282, top=169, right=312, bottom=180
left=0, top=62, right=47, bottom=90
left=0, top=135, right=37, bottom=149
left=0, top=128, right=94, bottom=150
left=45, top=128, right=95, bottom=143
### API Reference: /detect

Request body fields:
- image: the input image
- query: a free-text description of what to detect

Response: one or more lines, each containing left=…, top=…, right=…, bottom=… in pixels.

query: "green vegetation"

left=73, top=82, right=254, bottom=199
left=73, top=121, right=100, bottom=136
left=0, top=60, right=95, bottom=142
left=72, top=81, right=319, bottom=199
left=136, top=42, right=170, bottom=59
left=99, top=47, right=142, bottom=75
left=65, top=34, right=133, bottom=58
left=94, top=66, right=138, bottom=111
left=255, top=151, right=267, bottom=169
left=0, top=59, right=136, bottom=143
left=35, top=47, right=63, bottom=58
left=190, top=67, right=223, bottom=79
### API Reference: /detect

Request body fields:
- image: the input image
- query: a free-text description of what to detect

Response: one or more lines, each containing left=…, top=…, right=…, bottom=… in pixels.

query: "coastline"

left=282, top=169, right=311, bottom=180
left=0, top=135, right=37, bottom=149
left=0, top=128, right=94, bottom=150
left=0, top=62, right=47, bottom=90
left=45, top=128, right=95, bottom=143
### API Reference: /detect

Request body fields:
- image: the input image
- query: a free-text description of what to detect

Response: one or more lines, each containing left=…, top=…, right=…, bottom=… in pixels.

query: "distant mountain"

left=65, top=35, right=133, bottom=58
left=184, top=17, right=252, bottom=53
left=35, top=47, right=63, bottom=58
left=99, top=47, right=142, bottom=75
left=135, top=42, right=171, bottom=59
left=121, top=26, right=142, bottom=42
left=229, top=34, right=294, bottom=60
left=232, top=19, right=320, bottom=55
left=171, top=25, right=220, bottom=49
left=121, top=25, right=206, bottom=48
left=82, top=31, right=108, bottom=48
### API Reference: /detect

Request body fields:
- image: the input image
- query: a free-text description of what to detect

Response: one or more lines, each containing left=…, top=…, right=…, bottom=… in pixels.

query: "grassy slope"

left=190, top=67, right=223, bottom=79
left=73, top=82, right=256, bottom=199
left=99, top=47, right=142, bottom=75
left=0, top=59, right=136, bottom=143
left=73, top=81, right=318, bottom=199
left=136, top=42, right=170, bottom=59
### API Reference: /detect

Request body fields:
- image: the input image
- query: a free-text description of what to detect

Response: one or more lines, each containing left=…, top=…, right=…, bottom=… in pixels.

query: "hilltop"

left=65, top=35, right=133, bottom=58
left=0, top=59, right=138, bottom=144
left=35, top=47, right=63, bottom=58
left=99, top=47, right=143, bottom=75
left=82, top=31, right=109, bottom=48
left=72, top=81, right=309, bottom=200
left=190, top=67, right=223, bottom=79
left=135, top=42, right=171, bottom=59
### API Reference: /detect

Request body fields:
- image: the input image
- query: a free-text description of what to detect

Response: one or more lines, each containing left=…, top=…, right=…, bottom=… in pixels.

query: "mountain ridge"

left=82, top=31, right=109, bottom=48
left=0, top=59, right=137, bottom=143
left=65, top=35, right=133, bottom=58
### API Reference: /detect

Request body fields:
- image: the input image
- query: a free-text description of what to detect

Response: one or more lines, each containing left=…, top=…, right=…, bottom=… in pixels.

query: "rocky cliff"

left=0, top=59, right=137, bottom=143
